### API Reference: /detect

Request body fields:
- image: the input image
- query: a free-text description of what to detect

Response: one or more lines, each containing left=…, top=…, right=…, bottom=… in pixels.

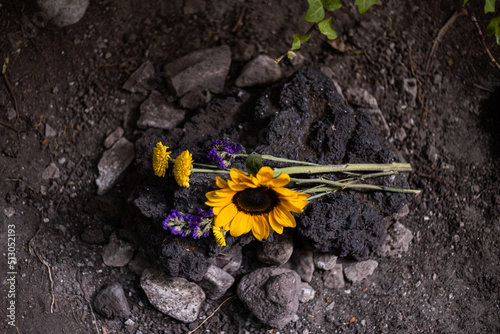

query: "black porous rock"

left=253, top=67, right=410, bottom=260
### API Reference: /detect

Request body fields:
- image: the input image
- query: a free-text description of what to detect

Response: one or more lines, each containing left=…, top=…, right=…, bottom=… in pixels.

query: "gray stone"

left=6, top=107, right=16, bottom=121
left=36, top=0, right=90, bottom=27
left=104, top=127, right=124, bottom=148
left=122, top=61, right=156, bottom=94
left=402, top=78, right=418, bottom=100
left=199, top=264, right=235, bottom=300
left=313, top=253, right=337, bottom=271
left=183, top=0, right=206, bottom=14
left=344, top=87, right=378, bottom=109
left=45, top=123, right=57, bottom=137
left=323, top=264, right=344, bottom=289
left=361, top=108, right=390, bottom=138
left=137, top=91, right=186, bottom=130
left=179, top=90, right=206, bottom=109
left=102, top=233, right=135, bottom=267
left=298, top=282, right=316, bottom=303
left=215, top=245, right=242, bottom=275
left=344, top=260, right=378, bottom=284
left=379, top=222, right=413, bottom=258
left=290, top=248, right=314, bottom=282
left=96, top=137, right=135, bottom=195
left=164, top=45, right=231, bottom=97
left=42, top=162, right=60, bottom=180
left=93, top=283, right=131, bottom=319
left=320, top=66, right=344, bottom=98
left=128, top=252, right=150, bottom=276
left=237, top=267, right=300, bottom=329
left=235, top=55, right=282, bottom=88
left=256, top=231, right=294, bottom=265
left=140, top=267, right=205, bottom=323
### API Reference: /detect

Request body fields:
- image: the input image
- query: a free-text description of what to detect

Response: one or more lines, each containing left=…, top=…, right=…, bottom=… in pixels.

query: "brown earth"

left=1, top=0, right=499, bottom=333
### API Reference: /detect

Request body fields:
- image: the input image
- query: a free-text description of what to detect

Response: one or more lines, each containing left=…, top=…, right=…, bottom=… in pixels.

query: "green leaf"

left=287, top=50, right=297, bottom=59
left=292, top=34, right=310, bottom=50
left=245, top=153, right=263, bottom=176
left=462, top=0, right=469, bottom=6
left=305, top=0, right=325, bottom=23
left=318, top=18, right=338, bottom=39
left=354, top=0, right=378, bottom=14
left=485, top=0, right=496, bottom=13
left=321, top=0, right=342, bottom=11
left=486, top=16, right=500, bottom=45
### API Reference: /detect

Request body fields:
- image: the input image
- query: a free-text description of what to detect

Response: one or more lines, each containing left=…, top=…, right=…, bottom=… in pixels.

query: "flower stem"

left=275, top=162, right=413, bottom=175
left=290, top=177, right=421, bottom=194
left=233, top=154, right=319, bottom=166
left=193, top=162, right=219, bottom=169
left=191, top=168, right=230, bottom=174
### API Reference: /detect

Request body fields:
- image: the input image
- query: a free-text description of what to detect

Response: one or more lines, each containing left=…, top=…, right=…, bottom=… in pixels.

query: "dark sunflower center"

left=232, top=186, right=280, bottom=215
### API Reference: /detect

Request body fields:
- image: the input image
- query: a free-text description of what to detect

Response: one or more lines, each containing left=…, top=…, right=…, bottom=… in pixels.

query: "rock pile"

left=93, top=52, right=415, bottom=329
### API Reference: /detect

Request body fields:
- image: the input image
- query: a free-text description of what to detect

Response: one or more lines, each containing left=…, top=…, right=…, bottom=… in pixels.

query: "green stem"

left=291, top=177, right=421, bottom=194
left=233, top=154, right=319, bottom=166
left=275, top=162, right=413, bottom=176
left=307, top=191, right=337, bottom=200
left=192, top=168, right=230, bottom=174
left=193, top=162, right=219, bottom=169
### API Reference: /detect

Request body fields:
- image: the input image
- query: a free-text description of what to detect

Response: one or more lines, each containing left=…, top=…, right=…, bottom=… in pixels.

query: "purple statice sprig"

left=162, top=208, right=214, bottom=240
left=207, top=140, right=242, bottom=169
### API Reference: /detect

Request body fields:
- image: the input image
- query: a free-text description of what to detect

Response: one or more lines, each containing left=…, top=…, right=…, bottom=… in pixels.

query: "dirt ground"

left=1, top=0, right=499, bottom=333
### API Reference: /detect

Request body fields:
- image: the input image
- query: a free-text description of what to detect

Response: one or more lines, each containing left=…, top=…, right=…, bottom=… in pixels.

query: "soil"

left=1, top=1, right=499, bottom=334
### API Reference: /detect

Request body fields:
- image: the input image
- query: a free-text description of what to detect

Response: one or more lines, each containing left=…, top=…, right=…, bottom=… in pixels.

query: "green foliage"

left=485, top=0, right=496, bottom=13
left=318, top=18, right=338, bottom=39
left=305, top=0, right=326, bottom=23
left=486, top=16, right=500, bottom=43
left=245, top=153, right=263, bottom=176
left=292, top=34, right=310, bottom=49
left=323, top=0, right=343, bottom=11
left=354, top=0, right=378, bottom=14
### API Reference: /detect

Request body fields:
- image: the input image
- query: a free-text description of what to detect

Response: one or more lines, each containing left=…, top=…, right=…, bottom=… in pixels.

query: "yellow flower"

left=173, top=150, right=193, bottom=187
left=205, top=167, right=310, bottom=241
left=153, top=142, right=171, bottom=177
left=212, top=225, right=226, bottom=247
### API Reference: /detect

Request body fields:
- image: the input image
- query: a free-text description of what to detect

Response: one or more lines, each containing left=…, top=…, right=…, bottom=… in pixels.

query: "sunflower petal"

left=251, top=215, right=270, bottom=240
left=216, top=176, right=229, bottom=189
left=268, top=173, right=290, bottom=187
left=273, top=206, right=297, bottom=228
left=256, top=166, right=274, bottom=184
left=268, top=213, right=284, bottom=234
left=214, top=203, right=238, bottom=229
left=279, top=198, right=304, bottom=213
left=229, top=212, right=252, bottom=237
left=228, top=180, right=250, bottom=191
left=273, top=187, right=295, bottom=197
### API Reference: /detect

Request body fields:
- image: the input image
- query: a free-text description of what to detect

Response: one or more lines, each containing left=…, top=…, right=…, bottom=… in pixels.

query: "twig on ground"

left=2, top=57, right=20, bottom=123
left=466, top=4, right=500, bottom=70
left=188, top=295, right=237, bottom=334
left=6, top=178, right=37, bottom=193
left=28, top=215, right=56, bottom=313
left=425, top=9, right=466, bottom=72
left=56, top=155, right=85, bottom=211
left=76, top=270, right=101, bottom=334
left=473, top=82, right=494, bottom=93
left=232, top=3, right=248, bottom=33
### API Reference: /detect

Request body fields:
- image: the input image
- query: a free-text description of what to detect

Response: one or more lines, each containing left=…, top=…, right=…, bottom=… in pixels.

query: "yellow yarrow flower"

left=153, top=142, right=171, bottom=177
left=173, top=150, right=193, bottom=187
left=205, top=167, right=310, bottom=241
left=212, top=225, right=226, bottom=247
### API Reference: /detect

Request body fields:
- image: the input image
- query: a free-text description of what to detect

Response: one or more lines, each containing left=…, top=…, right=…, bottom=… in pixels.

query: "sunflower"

left=205, top=166, right=310, bottom=240
left=173, top=150, right=193, bottom=187
left=153, top=142, right=171, bottom=177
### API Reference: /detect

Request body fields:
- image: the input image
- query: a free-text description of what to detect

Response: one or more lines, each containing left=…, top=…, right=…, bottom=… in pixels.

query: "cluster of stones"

left=95, top=45, right=282, bottom=195
left=94, top=215, right=412, bottom=327
left=91, top=46, right=415, bottom=328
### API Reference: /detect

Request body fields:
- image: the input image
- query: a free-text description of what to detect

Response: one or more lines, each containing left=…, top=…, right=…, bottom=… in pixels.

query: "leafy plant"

left=276, top=0, right=378, bottom=62
left=464, top=0, right=500, bottom=44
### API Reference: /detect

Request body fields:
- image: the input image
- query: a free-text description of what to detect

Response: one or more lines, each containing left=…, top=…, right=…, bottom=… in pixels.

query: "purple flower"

left=207, top=140, right=242, bottom=169
left=163, top=208, right=214, bottom=240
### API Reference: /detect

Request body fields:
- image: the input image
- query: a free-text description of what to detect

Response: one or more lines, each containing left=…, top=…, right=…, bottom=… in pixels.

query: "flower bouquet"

left=153, top=140, right=420, bottom=248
